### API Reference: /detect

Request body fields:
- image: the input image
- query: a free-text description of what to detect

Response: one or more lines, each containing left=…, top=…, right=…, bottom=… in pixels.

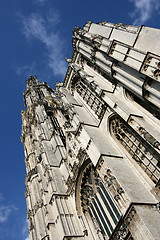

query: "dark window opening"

left=125, top=89, right=160, bottom=120
left=110, top=115, right=160, bottom=184
left=80, top=163, right=121, bottom=239
left=49, top=115, right=66, bottom=148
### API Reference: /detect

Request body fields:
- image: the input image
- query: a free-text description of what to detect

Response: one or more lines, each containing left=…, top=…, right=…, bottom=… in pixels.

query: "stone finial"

left=26, top=75, right=39, bottom=88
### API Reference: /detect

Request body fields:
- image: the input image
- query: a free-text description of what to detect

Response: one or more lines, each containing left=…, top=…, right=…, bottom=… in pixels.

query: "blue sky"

left=0, top=0, right=159, bottom=239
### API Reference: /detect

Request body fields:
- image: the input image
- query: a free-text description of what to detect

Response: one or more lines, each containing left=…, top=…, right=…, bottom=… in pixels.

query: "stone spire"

left=25, top=75, right=39, bottom=89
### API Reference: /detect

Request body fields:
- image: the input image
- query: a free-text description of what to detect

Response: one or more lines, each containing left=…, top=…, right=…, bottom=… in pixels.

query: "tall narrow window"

left=110, top=115, right=160, bottom=184
left=80, top=163, right=121, bottom=239
left=50, top=116, right=66, bottom=148
left=76, top=80, right=106, bottom=120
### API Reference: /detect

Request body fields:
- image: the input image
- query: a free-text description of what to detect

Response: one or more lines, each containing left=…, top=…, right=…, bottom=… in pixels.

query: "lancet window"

left=49, top=116, right=66, bottom=148
left=76, top=80, right=106, bottom=120
left=110, top=115, right=160, bottom=184
left=80, top=163, right=121, bottom=239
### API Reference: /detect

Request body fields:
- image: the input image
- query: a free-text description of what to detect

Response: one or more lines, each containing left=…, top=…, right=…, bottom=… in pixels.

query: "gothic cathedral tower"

left=21, top=22, right=160, bottom=240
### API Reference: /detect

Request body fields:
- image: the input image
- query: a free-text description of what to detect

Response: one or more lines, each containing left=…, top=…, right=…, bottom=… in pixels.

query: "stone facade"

left=21, top=22, right=160, bottom=240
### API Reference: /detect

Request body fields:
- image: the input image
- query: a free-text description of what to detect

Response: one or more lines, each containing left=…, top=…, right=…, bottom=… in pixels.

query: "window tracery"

left=79, top=163, right=121, bottom=239
left=49, top=115, right=66, bottom=148
left=110, top=115, right=160, bottom=184
left=76, top=80, right=106, bottom=120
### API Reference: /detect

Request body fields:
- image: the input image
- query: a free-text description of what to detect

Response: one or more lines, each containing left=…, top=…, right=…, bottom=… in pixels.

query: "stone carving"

left=80, top=163, right=121, bottom=238
left=69, top=64, right=84, bottom=80
left=33, top=200, right=43, bottom=213
left=26, top=75, right=39, bottom=88
left=110, top=115, right=160, bottom=184
left=21, top=22, right=160, bottom=239
left=66, top=148, right=87, bottom=193
left=44, top=205, right=49, bottom=215
left=138, top=127, right=160, bottom=150
left=55, top=82, right=65, bottom=98
left=26, top=166, right=38, bottom=182
left=55, top=82, right=63, bottom=88
left=86, top=139, right=92, bottom=150
left=114, top=223, right=128, bottom=240
left=112, top=206, right=136, bottom=240
left=141, top=53, right=160, bottom=81
left=77, top=54, right=85, bottom=68
left=25, top=182, right=30, bottom=195
left=62, top=103, right=76, bottom=122
left=73, top=27, right=87, bottom=39
left=90, top=47, right=96, bottom=61
left=91, top=34, right=103, bottom=43
left=70, top=74, right=80, bottom=94
left=44, top=95, right=63, bottom=110
left=28, top=217, right=34, bottom=232
left=104, top=168, right=124, bottom=202
left=97, top=157, right=104, bottom=170
left=76, top=147, right=87, bottom=162
left=63, top=120, right=73, bottom=129
left=27, top=209, right=34, bottom=218
left=44, top=164, right=53, bottom=183
left=37, top=154, right=42, bottom=163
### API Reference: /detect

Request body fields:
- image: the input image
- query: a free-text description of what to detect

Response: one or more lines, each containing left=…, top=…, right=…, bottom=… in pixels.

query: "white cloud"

left=16, top=62, right=37, bottom=77
left=25, top=238, right=29, bottom=240
left=0, top=206, right=11, bottom=222
left=0, top=192, right=17, bottom=223
left=20, top=10, right=67, bottom=78
left=47, top=9, right=60, bottom=26
left=130, top=0, right=160, bottom=25
left=0, top=205, right=17, bottom=223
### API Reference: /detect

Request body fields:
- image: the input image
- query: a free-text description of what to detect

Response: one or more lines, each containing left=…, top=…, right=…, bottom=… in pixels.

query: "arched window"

left=110, top=115, right=160, bottom=184
left=75, top=79, right=106, bottom=120
left=79, top=163, right=121, bottom=239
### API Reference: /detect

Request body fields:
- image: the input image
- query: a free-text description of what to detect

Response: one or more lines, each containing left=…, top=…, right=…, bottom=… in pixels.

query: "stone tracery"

left=79, top=163, right=121, bottom=239
left=110, top=115, right=160, bottom=184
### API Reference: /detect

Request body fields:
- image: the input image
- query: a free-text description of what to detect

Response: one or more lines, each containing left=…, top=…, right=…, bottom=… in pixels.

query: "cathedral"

left=21, top=21, right=160, bottom=240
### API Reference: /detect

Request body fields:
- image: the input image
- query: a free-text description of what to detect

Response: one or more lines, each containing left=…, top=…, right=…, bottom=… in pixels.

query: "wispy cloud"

left=0, top=193, right=17, bottom=223
left=19, top=10, right=67, bottom=78
left=16, top=62, right=37, bottom=78
left=0, top=205, right=12, bottom=222
left=130, top=0, right=160, bottom=25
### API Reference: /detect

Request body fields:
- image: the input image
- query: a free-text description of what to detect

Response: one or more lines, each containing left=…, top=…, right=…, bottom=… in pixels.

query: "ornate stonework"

left=22, top=22, right=160, bottom=240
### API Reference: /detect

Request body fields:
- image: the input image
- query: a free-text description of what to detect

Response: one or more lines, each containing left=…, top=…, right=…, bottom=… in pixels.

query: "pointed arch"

left=75, top=161, right=121, bottom=239
left=109, top=114, right=160, bottom=184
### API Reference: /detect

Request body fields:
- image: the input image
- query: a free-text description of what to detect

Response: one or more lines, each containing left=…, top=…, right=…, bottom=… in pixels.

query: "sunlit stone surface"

left=21, top=21, right=160, bottom=240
